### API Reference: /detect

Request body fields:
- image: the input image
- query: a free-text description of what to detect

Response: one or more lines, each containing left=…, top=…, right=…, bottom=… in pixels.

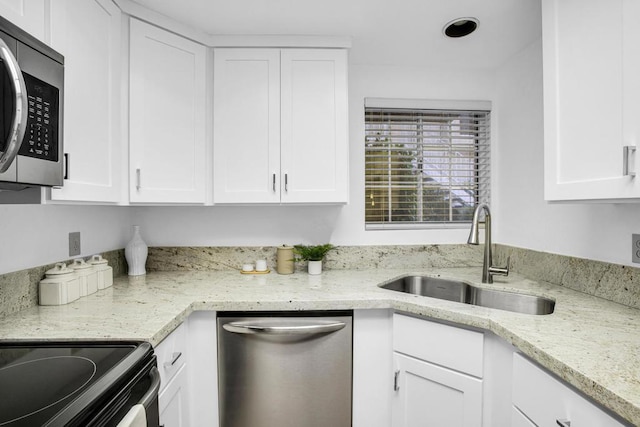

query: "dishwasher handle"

left=223, top=319, right=346, bottom=335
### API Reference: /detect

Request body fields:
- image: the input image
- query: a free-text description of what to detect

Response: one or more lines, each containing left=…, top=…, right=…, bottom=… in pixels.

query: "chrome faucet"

left=467, top=203, right=509, bottom=283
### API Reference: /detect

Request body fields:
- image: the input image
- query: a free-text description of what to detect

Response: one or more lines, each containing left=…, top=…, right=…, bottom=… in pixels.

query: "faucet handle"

left=489, top=256, right=510, bottom=278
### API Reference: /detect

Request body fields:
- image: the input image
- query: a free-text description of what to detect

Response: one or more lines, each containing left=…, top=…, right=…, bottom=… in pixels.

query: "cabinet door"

left=159, top=364, right=191, bottom=427
left=511, top=406, right=537, bottom=427
left=0, top=0, right=46, bottom=41
left=212, top=49, right=281, bottom=203
left=49, top=0, right=122, bottom=203
left=280, top=49, right=349, bottom=203
left=543, top=0, right=640, bottom=201
left=512, top=353, right=628, bottom=427
left=392, top=353, right=482, bottom=427
left=129, top=18, right=206, bottom=204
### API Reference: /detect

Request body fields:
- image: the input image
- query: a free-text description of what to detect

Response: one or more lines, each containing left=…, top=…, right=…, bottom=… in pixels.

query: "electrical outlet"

left=69, top=232, right=81, bottom=257
left=632, top=234, right=640, bottom=263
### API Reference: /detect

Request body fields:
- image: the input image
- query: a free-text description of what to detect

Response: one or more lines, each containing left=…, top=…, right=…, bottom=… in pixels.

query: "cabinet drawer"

left=155, top=322, right=188, bottom=391
left=393, top=313, right=483, bottom=377
left=512, top=353, right=628, bottom=427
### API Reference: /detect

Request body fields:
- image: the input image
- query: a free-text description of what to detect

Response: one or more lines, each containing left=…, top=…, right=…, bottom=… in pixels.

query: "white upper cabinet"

left=48, top=0, right=122, bottom=203
left=0, top=0, right=46, bottom=41
left=213, top=49, right=281, bottom=204
left=280, top=49, right=349, bottom=203
left=129, top=18, right=207, bottom=204
left=213, top=48, right=349, bottom=204
left=543, top=0, right=640, bottom=201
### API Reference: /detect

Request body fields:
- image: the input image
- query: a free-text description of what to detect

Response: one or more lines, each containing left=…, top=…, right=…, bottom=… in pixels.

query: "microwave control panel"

left=18, top=73, right=59, bottom=162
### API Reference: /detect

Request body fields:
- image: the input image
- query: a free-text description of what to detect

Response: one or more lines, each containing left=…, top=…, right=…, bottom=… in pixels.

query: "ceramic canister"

left=89, top=254, right=113, bottom=289
left=71, top=258, right=98, bottom=296
left=39, top=263, right=80, bottom=306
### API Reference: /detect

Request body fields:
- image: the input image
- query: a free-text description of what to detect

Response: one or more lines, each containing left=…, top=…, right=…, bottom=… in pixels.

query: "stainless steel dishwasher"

left=217, top=311, right=353, bottom=427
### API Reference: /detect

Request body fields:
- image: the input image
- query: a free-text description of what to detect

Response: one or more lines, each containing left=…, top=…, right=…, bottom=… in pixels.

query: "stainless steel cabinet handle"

left=556, top=419, right=571, bottom=427
left=139, top=367, right=161, bottom=409
left=272, top=173, right=276, bottom=192
left=136, top=168, right=141, bottom=190
left=223, top=320, right=346, bottom=335
left=393, top=370, right=400, bottom=391
left=284, top=173, right=289, bottom=192
left=0, top=38, right=28, bottom=173
left=64, top=153, right=70, bottom=180
left=164, top=351, right=182, bottom=368
left=623, top=145, right=636, bottom=177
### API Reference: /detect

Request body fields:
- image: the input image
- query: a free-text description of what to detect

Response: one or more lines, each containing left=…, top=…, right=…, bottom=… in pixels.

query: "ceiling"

left=131, top=0, right=542, bottom=69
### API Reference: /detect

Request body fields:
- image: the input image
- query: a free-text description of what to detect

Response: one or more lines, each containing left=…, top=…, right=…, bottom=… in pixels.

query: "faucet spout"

left=467, top=203, right=508, bottom=283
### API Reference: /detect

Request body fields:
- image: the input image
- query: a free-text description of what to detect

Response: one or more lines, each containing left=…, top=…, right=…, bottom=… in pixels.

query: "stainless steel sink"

left=380, top=276, right=555, bottom=315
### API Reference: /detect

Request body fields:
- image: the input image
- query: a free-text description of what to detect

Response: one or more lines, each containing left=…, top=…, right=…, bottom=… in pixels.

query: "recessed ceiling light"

left=443, top=17, right=479, bottom=38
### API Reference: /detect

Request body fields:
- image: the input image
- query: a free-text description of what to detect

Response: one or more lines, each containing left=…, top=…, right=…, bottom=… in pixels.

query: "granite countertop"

left=0, top=267, right=638, bottom=425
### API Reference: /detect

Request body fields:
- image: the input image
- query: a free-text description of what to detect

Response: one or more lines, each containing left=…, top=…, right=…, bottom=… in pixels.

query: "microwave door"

left=0, top=33, right=27, bottom=181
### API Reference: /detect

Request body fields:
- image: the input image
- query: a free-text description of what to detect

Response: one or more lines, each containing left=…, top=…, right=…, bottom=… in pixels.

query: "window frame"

left=364, top=98, right=492, bottom=231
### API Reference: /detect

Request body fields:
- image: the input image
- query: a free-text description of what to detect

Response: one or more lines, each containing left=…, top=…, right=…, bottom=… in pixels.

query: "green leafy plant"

left=293, top=244, right=335, bottom=262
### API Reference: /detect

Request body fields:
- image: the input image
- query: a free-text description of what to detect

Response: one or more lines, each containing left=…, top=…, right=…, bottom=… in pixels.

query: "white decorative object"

left=308, top=260, right=323, bottom=275
left=125, top=225, right=148, bottom=276
left=39, top=263, right=80, bottom=306
left=89, top=254, right=113, bottom=289
left=71, top=258, right=98, bottom=296
left=255, top=259, right=267, bottom=272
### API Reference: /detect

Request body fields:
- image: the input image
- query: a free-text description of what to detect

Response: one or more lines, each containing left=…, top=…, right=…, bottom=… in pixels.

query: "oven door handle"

left=139, top=366, right=161, bottom=409
left=0, top=37, right=28, bottom=174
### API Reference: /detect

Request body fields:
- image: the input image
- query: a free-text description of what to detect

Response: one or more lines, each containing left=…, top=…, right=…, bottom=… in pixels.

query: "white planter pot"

left=308, top=260, right=323, bottom=275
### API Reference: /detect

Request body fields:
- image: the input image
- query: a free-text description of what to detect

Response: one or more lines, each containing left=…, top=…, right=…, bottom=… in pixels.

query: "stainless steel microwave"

left=0, top=15, right=63, bottom=190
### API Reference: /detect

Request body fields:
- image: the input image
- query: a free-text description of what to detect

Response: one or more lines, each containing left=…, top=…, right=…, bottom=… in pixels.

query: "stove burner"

left=0, top=356, right=97, bottom=426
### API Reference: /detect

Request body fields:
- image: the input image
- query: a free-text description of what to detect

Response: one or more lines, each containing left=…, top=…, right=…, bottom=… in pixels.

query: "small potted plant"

left=293, top=244, right=335, bottom=275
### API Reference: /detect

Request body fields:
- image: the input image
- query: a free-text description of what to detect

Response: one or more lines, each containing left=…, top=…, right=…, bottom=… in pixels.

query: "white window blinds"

left=365, top=104, right=491, bottom=229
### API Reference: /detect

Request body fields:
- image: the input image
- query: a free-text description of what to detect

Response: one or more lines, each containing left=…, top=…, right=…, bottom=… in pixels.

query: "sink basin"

left=380, top=276, right=555, bottom=315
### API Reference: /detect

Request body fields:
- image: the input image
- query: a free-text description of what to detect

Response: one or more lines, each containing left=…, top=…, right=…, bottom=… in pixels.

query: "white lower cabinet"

left=392, top=313, right=484, bottom=427
left=152, top=310, right=630, bottom=427
left=512, top=353, right=630, bottom=427
left=159, top=364, right=190, bottom=427
left=155, top=322, right=190, bottom=427
left=393, top=353, right=482, bottom=427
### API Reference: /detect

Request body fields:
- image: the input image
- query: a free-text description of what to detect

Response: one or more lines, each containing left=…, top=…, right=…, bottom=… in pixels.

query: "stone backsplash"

left=1, top=244, right=639, bottom=317
left=0, top=249, right=126, bottom=318
left=146, top=244, right=485, bottom=272
left=495, top=245, right=640, bottom=310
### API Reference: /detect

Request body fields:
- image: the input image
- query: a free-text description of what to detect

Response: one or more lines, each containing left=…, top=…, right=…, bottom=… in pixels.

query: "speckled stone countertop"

left=0, top=268, right=638, bottom=425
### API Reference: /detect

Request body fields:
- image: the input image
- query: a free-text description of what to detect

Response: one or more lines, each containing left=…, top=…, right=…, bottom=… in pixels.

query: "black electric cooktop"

left=0, top=343, right=142, bottom=427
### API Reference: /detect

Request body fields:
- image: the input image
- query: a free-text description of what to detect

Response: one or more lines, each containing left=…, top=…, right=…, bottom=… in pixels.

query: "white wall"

left=495, top=38, right=640, bottom=266
left=0, top=204, right=131, bottom=274
left=134, top=62, right=497, bottom=248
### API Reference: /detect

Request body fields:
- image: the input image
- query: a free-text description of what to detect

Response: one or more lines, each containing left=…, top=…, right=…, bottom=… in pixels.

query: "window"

left=364, top=99, right=491, bottom=229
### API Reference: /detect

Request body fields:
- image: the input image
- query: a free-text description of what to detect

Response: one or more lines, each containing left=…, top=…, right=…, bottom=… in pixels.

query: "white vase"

left=308, top=260, right=323, bottom=275
left=125, top=225, right=148, bottom=276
